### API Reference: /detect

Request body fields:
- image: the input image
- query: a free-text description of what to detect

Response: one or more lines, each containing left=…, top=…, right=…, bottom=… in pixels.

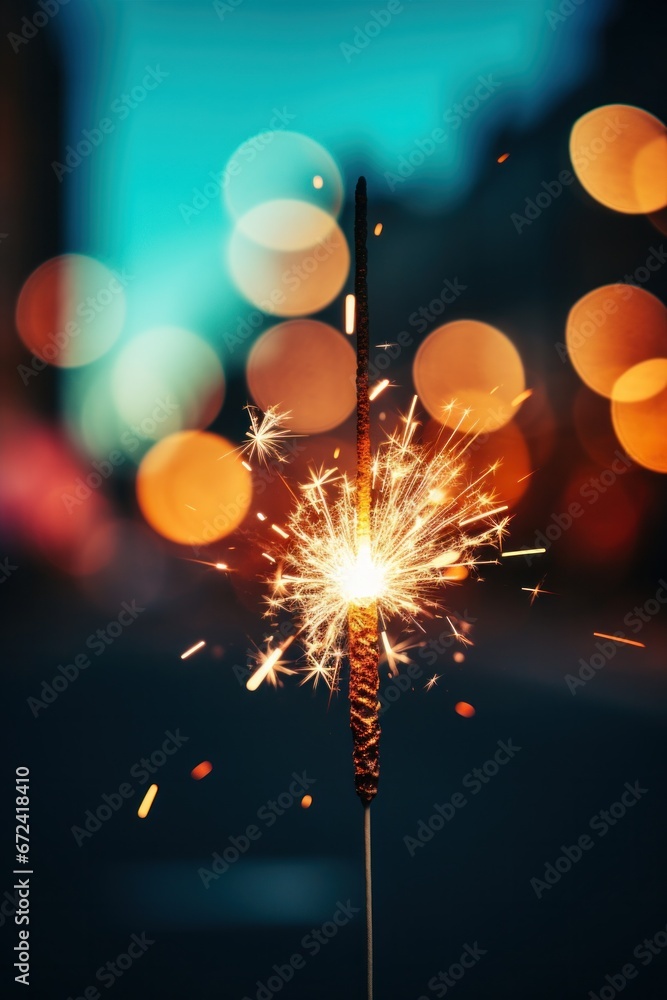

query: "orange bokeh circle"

left=137, top=431, right=252, bottom=545
left=570, top=104, right=667, bottom=214
left=566, top=285, right=666, bottom=399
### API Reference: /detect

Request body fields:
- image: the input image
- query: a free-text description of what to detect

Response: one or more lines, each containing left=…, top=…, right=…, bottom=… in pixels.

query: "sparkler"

left=243, top=178, right=509, bottom=999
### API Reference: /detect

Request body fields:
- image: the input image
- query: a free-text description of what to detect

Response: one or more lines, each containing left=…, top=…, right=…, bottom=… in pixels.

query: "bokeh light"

left=224, top=130, right=343, bottom=219
left=611, top=359, right=667, bottom=473
left=455, top=701, right=475, bottom=718
left=246, top=320, right=356, bottom=433
left=228, top=207, right=349, bottom=318
left=0, top=419, right=109, bottom=574
left=112, top=327, right=225, bottom=441
left=136, top=431, right=252, bottom=545
left=566, top=285, right=666, bottom=399
left=413, top=320, right=525, bottom=433
left=236, top=199, right=342, bottom=252
left=570, top=104, right=667, bottom=214
left=16, top=254, right=126, bottom=367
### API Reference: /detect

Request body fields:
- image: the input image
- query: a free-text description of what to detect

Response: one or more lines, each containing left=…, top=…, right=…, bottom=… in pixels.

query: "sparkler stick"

left=349, top=176, right=379, bottom=1000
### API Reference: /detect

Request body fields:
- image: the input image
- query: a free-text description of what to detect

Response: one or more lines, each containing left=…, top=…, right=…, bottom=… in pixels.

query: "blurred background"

left=2, top=0, right=667, bottom=997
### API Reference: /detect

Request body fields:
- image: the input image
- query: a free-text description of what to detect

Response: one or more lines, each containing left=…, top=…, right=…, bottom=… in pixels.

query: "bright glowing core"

left=338, top=543, right=386, bottom=604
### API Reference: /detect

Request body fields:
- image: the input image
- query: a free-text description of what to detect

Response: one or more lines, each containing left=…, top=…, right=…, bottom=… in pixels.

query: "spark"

left=501, top=548, right=546, bottom=559
left=268, top=404, right=506, bottom=689
left=257, top=512, right=267, bottom=521
left=369, top=379, right=390, bottom=401
left=424, top=673, right=441, bottom=690
left=181, top=640, right=206, bottom=660
left=497, top=153, right=510, bottom=163
left=137, top=784, right=158, bottom=818
left=261, top=552, right=276, bottom=564
left=459, top=505, right=508, bottom=527
left=455, top=701, right=475, bottom=718
left=242, top=405, right=295, bottom=466
left=521, top=577, right=555, bottom=605
left=191, top=761, right=213, bottom=780
left=374, top=222, right=383, bottom=236
left=380, top=631, right=418, bottom=676
left=512, top=388, right=533, bottom=407
left=375, top=342, right=397, bottom=350
left=333, top=447, right=341, bottom=459
left=593, top=632, right=646, bottom=648
left=271, top=524, right=289, bottom=539
left=215, top=562, right=228, bottom=571
left=345, top=294, right=355, bottom=334
left=247, top=635, right=297, bottom=691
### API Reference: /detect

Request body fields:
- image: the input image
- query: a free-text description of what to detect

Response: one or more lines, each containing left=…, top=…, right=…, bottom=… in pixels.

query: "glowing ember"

left=181, top=640, right=206, bottom=660
left=455, top=701, right=475, bottom=718
left=501, top=548, right=546, bottom=559
left=345, top=294, right=356, bottom=334
left=497, top=153, right=510, bottom=163
left=137, top=784, right=158, bottom=818
left=374, top=223, right=383, bottom=235
left=369, top=379, right=390, bottom=401
left=191, top=761, right=213, bottom=780
left=593, top=632, right=646, bottom=648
